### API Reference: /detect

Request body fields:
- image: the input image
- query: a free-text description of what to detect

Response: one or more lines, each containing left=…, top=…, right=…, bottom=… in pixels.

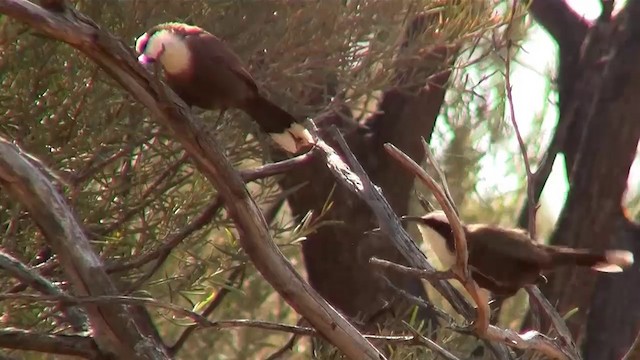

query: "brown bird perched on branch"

left=135, top=22, right=314, bottom=154
left=403, top=211, right=634, bottom=298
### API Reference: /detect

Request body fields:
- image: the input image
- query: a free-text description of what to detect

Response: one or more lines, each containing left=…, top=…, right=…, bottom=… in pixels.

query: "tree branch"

left=528, top=0, right=589, bottom=50
left=0, top=329, right=102, bottom=359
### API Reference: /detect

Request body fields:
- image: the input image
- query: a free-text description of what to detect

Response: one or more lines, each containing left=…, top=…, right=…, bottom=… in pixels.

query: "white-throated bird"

left=135, top=22, right=314, bottom=154
left=403, top=211, right=634, bottom=298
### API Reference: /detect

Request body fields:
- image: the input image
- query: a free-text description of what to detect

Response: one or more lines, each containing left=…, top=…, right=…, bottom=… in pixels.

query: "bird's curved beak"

left=137, top=54, right=154, bottom=68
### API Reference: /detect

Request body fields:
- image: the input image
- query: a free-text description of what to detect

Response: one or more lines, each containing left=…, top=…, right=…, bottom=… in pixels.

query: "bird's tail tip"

left=592, top=250, right=634, bottom=273
left=270, top=123, right=315, bottom=154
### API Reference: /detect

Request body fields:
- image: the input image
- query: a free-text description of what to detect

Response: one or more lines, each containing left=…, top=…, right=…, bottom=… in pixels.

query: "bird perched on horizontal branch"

left=135, top=22, right=314, bottom=154
left=403, top=211, right=634, bottom=298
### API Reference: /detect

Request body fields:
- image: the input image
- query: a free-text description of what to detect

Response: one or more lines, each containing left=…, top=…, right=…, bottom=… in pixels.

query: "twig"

left=8, top=260, right=57, bottom=294
left=504, top=3, right=579, bottom=357
left=421, top=141, right=458, bottom=216
left=503, top=0, right=537, bottom=239
left=316, top=127, right=476, bottom=318
left=239, top=150, right=316, bottom=182
left=265, top=318, right=306, bottom=360
left=370, top=257, right=454, bottom=281
left=515, top=123, right=564, bottom=229
left=383, top=143, right=489, bottom=335
left=403, top=321, right=461, bottom=360
left=374, top=272, right=460, bottom=328
left=169, top=265, right=246, bottom=356
left=169, top=191, right=286, bottom=355
left=323, top=128, right=441, bottom=278
left=321, top=129, right=518, bottom=357
left=525, top=286, right=579, bottom=355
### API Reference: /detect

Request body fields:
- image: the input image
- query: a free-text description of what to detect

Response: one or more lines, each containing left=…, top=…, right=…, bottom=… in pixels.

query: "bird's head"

left=402, top=210, right=453, bottom=238
left=135, top=23, right=201, bottom=74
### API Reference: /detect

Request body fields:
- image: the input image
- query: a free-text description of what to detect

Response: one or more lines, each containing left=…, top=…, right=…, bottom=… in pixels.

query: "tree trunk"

left=527, top=1, right=640, bottom=356
left=278, top=14, right=456, bottom=330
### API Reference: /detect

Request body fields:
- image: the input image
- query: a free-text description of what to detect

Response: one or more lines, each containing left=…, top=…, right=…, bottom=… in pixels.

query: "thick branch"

left=528, top=0, right=589, bottom=50
left=0, top=1, right=383, bottom=358
left=0, top=329, right=101, bottom=359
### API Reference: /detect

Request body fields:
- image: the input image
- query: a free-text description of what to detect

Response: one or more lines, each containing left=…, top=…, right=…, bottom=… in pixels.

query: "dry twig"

left=503, top=2, right=580, bottom=357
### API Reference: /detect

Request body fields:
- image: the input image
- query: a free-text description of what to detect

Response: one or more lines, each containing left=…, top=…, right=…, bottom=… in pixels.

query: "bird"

left=403, top=211, right=634, bottom=298
left=134, top=22, right=315, bottom=154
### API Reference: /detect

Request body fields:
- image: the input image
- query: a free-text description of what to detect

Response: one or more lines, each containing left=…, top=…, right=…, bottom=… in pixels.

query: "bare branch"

left=504, top=2, right=582, bottom=347
left=504, top=0, right=538, bottom=239
left=265, top=318, right=306, bottom=360
left=374, top=272, right=459, bottom=328
left=0, top=1, right=383, bottom=358
left=315, top=128, right=479, bottom=321
left=370, top=257, right=455, bottom=281
left=525, top=286, right=579, bottom=355
left=0, top=329, right=101, bottom=359
left=240, top=151, right=316, bottom=182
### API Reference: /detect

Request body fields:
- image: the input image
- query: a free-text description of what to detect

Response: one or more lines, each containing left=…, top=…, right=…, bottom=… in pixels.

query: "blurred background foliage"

left=0, top=0, right=625, bottom=359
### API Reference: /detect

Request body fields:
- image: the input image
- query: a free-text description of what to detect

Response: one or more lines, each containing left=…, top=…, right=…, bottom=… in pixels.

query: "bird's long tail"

left=243, top=95, right=315, bottom=154
left=549, top=247, right=634, bottom=272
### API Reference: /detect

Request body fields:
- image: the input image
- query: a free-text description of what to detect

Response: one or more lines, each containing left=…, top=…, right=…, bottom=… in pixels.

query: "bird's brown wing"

left=466, top=225, right=550, bottom=291
left=466, top=225, right=550, bottom=265
left=184, top=32, right=259, bottom=103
